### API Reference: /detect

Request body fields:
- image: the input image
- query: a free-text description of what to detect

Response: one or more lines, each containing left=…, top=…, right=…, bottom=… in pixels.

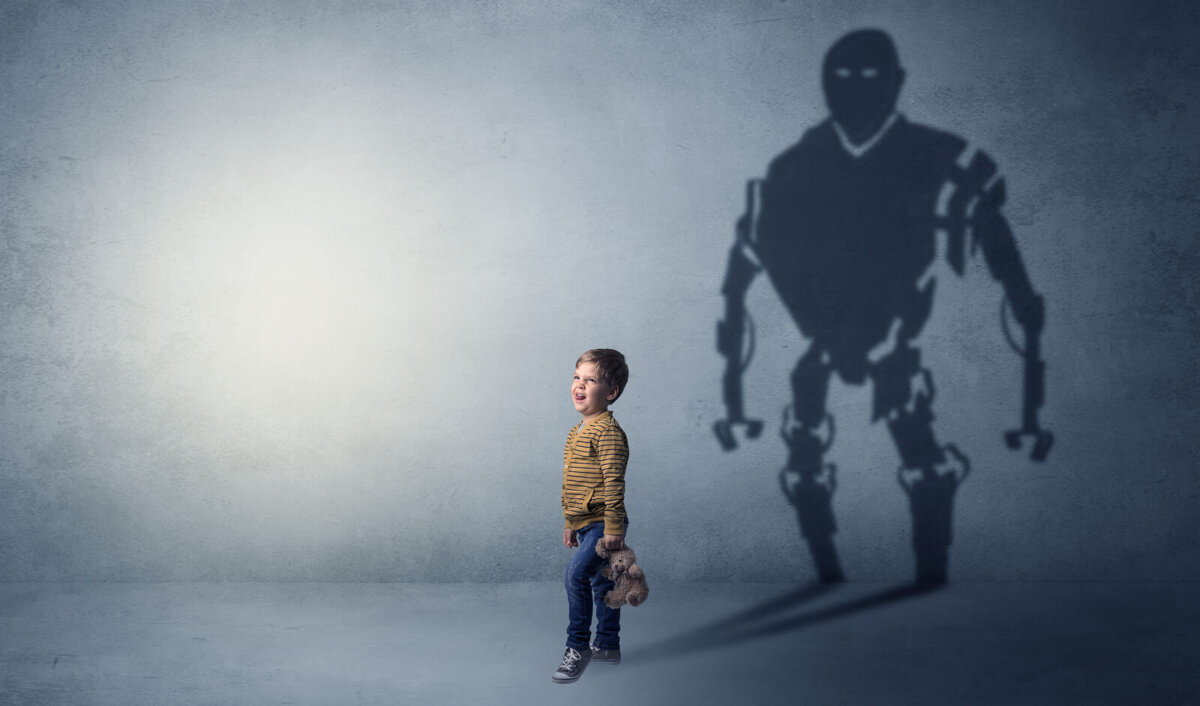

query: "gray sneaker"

left=552, top=646, right=591, bottom=684
left=591, top=644, right=621, bottom=664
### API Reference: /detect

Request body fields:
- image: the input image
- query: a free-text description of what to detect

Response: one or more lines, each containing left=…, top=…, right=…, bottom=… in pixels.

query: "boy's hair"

left=576, top=349, right=629, bottom=402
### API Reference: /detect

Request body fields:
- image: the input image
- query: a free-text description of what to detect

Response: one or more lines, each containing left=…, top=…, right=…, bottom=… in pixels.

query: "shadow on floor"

left=627, top=581, right=943, bottom=663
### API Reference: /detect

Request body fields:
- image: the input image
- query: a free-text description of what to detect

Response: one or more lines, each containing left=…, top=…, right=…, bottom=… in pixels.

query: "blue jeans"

left=564, top=522, right=621, bottom=651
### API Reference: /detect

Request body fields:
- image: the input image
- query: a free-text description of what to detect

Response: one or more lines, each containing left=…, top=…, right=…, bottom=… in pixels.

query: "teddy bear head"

left=601, top=547, right=637, bottom=573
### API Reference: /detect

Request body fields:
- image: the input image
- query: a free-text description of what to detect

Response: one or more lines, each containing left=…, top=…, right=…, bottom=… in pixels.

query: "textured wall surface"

left=1, top=0, right=1197, bottom=582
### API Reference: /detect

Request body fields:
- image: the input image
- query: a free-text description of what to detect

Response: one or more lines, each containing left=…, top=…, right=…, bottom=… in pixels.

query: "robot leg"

left=780, top=350, right=845, bottom=582
left=879, top=361, right=970, bottom=584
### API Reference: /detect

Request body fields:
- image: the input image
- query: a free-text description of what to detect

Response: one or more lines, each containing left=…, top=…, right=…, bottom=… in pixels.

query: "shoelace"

left=558, top=648, right=582, bottom=670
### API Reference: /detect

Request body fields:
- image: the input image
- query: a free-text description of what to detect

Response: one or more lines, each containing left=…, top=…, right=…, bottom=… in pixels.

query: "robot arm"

left=972, top=178, right=1043, bottom=335
left=714, top=179, right=765, bottom=451
left=718, top=192, right=762, bottom=359
left=970, top=172, right=1053, bottom=461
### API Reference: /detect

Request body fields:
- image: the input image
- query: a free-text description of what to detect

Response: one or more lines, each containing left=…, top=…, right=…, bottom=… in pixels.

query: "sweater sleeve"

left=563, top=427, right=575, bottom=530
left=598, top=424, right=629, bottom=535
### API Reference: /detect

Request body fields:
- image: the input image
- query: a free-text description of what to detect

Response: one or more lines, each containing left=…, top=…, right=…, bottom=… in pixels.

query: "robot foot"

left=808, top=536, right=846, bottom=583
left=914, top=545, right=949, bottom=585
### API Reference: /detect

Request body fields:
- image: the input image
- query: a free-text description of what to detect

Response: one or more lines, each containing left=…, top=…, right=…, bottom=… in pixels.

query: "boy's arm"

left=562, top=426, right=577, bottom=547
left=598, top=426, right=629, bottom=537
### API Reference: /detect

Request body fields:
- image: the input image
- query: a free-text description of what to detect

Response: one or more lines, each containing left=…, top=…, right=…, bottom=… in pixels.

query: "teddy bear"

left=595, top=543, right=649, bottom=609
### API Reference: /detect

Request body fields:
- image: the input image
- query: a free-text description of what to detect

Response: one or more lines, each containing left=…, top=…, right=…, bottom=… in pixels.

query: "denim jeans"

left=564, top=521, right=621, bottom=651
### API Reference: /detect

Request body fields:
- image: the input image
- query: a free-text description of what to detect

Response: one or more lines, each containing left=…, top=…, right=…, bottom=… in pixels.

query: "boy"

left=552, top=349, right=630, bottom=684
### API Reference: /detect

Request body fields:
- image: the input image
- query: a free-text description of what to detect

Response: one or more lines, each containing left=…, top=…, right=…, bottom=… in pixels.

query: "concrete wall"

left=1, top=0, right=1196, bottom=582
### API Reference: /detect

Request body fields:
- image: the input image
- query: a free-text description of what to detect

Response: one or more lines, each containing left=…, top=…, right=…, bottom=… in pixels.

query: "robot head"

left=822, top=29, right=905, bottom=145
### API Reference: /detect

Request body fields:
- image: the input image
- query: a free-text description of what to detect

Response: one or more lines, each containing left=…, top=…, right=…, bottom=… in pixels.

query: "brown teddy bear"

left=595, top=543, right=649, bottom=608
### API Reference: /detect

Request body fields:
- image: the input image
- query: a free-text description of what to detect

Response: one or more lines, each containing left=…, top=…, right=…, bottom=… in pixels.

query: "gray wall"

left=1, top=0, right=1197, bottom=582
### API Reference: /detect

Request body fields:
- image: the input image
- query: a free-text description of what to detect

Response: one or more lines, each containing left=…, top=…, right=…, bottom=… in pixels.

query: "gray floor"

left=1, top=581, right=1197, bottom=705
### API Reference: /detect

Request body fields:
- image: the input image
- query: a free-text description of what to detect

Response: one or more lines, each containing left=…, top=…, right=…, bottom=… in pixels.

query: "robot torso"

left=754, top=116, right=967, bottom=378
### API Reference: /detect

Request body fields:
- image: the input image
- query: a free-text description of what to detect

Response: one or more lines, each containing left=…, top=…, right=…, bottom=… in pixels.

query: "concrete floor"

left=1, top=581, right=1196, bottom=705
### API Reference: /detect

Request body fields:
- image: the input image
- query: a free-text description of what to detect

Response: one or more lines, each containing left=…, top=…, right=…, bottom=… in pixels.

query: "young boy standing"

left=552, top=349, right=630, bottom=684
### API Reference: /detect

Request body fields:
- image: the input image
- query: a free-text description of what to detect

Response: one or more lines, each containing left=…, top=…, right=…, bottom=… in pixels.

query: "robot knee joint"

left=781, top=407, right=834, bottom=451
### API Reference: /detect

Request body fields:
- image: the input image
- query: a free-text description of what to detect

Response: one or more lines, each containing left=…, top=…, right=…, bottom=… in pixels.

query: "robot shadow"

left=714, top=28, right=1051, bottom=585
left=626, top=581, right=943, bottom=664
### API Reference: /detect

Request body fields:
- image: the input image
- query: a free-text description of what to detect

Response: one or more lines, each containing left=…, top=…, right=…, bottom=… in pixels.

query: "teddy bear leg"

left=627, top=586, right=647, bottom=607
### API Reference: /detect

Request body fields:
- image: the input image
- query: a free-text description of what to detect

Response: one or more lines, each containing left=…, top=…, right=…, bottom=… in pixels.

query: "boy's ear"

left=607, top=385, right=620, bottom=402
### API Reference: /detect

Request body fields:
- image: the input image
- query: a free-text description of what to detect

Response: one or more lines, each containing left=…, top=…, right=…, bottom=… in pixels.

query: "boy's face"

left=573, top=361, right=618, bottom=421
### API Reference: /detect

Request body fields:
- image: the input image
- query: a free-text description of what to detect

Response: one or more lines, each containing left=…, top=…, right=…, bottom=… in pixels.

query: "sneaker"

left=552, top=646, right=591, bottom=684
left=591, top=644, right=621, bottom=664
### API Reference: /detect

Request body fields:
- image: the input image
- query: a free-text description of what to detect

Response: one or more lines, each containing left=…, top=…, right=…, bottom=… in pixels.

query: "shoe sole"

left=591, top=650, right=621, bottom=664
left=552, top=661, right=590, bottom=684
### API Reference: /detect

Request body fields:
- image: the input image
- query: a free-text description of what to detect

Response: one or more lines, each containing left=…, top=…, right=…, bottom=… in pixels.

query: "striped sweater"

left=561, top=410, right=629, bottom=535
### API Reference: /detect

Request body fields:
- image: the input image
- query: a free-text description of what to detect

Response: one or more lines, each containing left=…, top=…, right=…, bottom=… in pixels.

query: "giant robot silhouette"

left=716, top=29, right=1052, bottom=584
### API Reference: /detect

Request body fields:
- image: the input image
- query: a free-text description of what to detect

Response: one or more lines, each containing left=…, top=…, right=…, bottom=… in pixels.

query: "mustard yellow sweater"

left=561, top=410, right=628, bottom=535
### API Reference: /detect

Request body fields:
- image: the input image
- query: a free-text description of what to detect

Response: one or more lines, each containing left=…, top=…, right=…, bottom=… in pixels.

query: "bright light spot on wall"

left=134, top=121, right=421, bottom=445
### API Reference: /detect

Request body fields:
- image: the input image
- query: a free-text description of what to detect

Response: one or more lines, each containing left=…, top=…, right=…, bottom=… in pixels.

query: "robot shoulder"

left=904, top=120, right=1005, bottom=200
left=765, top=120, right=838, bottom=180
left=901, top=120, right=972, bottom=168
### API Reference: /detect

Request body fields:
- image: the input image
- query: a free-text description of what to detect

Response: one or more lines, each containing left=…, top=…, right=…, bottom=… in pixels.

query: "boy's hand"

left=600, top=534, right=625, bottom=552
left=563, top=528, right=578, bottom=548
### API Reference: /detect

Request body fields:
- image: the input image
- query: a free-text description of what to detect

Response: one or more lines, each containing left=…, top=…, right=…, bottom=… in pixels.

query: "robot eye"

left=834, top=66, right=853, bottom=79
left=861, top=67, right=879, bottom=79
